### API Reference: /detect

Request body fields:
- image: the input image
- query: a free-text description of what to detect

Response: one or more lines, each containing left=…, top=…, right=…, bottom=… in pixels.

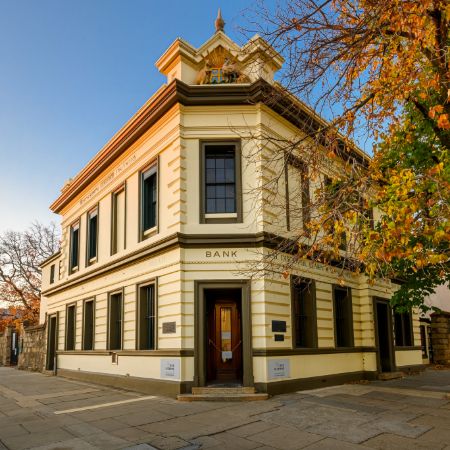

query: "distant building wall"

left=0, top=327, right=13, bottom=366
left=18, top=323, right=46, bottom=372
left=431, top=312, right=450, bottom=364
left=1, top=324, right=47, bottom=371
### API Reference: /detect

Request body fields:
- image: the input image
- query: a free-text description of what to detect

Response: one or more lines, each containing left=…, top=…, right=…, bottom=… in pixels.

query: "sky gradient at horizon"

left=0, top=0, right=256, bottom=233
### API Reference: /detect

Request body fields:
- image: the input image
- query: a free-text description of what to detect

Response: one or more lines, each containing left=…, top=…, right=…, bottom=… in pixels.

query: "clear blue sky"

left=0, top=0, right=255, bottom=233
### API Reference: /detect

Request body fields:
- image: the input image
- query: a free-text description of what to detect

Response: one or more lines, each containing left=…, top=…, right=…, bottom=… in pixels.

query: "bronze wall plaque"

left=162, top=321, right=176, bottom=334
left=272, top=320, right=287, bottom=332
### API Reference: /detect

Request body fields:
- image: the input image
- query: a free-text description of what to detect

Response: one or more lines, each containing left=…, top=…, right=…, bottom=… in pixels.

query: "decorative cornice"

left=50, top=80, right=180, bottom=214
left=42, top=231, right=274, bottom=297
left=42, top=232, right=180, bottom=296
left=51, top=79, right=370, bottom=214
left=41, top=231, right=374, bottom=297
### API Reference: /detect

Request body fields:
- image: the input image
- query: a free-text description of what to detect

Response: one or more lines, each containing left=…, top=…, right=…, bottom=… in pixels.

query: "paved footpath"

left=1, top=367, right=450, bottom=450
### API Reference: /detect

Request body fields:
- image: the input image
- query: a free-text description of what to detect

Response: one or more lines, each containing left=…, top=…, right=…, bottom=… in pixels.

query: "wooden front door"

left=207, top=290, right=242, bottom=383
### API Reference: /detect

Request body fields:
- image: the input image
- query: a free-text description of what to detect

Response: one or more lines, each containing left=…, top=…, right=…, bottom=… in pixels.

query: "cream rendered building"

left=40, top=19, right=423, bottom=397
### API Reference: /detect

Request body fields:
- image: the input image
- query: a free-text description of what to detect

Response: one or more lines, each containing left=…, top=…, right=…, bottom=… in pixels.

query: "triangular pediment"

left=196, top=31, right=241, bottom=60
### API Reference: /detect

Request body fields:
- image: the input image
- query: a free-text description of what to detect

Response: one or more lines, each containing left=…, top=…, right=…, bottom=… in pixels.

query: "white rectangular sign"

left=268, top=359, right=290, bottom=379
left=160, top=359, right=180, bottom=380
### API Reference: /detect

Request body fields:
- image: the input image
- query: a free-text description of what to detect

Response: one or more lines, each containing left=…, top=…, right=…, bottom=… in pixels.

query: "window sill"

left=394, top=346, right=421, bottom=351
left=205, top=213, right=238, bottom=219
left=201, top=213, right=242, bottom=224
left=141, top=226, right=158, bottom=241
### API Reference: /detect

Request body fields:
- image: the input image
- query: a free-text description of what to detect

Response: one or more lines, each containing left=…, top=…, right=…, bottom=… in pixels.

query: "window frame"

left=291, top=276, right=318, bottom=349
left=285, top=154, right=310, bottom=234
left=82, top=297, right=95, bottom=351
left=136, top=279, right=158, bottom=351
left=69, top=220, right=80, bottom=274
left=420, top=324, right=427, bottom=358
left=323, top=175, right=347, bottom=250
left=111, top=183, right=126, bottom=255
left=86, top=206, right=99, bottom=266
left=139, top=159, right=159, bottom=241
left=332, top=285, right=354, bottom=348
left=46, top=312, right=59, bottom=371
left=200, top=140, right=243, bottom=224
left=107, top=289, right=124, bottom=351
left=49, top=264, right=55, bottom=285
left=394, top=310, right=414, bottom=347
left=65, top=303, right=76, bottom=351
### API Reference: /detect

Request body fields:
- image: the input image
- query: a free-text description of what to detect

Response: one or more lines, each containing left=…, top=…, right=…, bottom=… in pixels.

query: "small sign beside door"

left=271, top=320, right=287, bottom=332
left=268, top=359, right=290, bottom=379
left=162, top=321, right=176, bottom=334
left=160, top=359, right=180, bottom=380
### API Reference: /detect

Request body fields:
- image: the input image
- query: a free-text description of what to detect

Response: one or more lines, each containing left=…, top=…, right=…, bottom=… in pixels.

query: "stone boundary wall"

left=431, top=312, right=450, bottom=364
left=0, top=327, right=14, bottom=366
left=18, top=323, right=46, bottom=372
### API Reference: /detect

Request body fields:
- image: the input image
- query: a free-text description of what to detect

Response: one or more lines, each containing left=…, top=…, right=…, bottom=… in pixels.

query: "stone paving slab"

left=304, top=417, right=381, bottom=444
left=304, top=438, right=372, bottom=449
left=0, top=367, right=450, bottom=449
left=248, top=425, right=323, bottom=449
left=364, top=433, right=441, bottom=449
left=227, top=420, right=278, bottom=437
left=30, top=438, right=99, bottom=450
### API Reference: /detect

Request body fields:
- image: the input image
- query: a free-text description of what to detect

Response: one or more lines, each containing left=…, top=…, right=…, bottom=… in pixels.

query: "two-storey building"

left=40, top=15, right=423, bottom=397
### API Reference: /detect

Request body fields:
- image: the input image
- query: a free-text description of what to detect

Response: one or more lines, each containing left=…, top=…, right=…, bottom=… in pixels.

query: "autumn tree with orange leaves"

left=250, top=0, right=450, bottom=311
left=0, top=223, right=59, bottom=332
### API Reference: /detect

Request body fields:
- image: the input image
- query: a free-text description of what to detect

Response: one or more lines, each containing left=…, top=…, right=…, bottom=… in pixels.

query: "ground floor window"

left=394, top=311, right=413, bottom=347
left=333, top=286, right=354, bottom=348
left=420, top=324, right=427, bottom=358
left=65, top=304, right=76, bottom=351
left=137, top=283, right=156, bottom=350
left=108, top=292, right=123, bottom=350
left=83, top=299, right=95, bottom=351
left=292, top=277, right=317, bottom=348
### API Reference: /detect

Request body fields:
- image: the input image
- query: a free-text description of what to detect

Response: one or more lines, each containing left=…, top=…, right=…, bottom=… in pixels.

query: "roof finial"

left=215, top=8, right=225, bottom=33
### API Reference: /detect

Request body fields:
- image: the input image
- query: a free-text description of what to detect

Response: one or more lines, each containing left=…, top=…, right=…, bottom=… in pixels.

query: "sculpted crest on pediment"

left=196, top=45, right=250, bottom=85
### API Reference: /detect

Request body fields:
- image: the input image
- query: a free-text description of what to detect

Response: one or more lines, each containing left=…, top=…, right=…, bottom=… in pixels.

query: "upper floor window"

left=324, top=175, right=346, bottom=249
left=111, top=186, right=126, bottom=254
left=141, top=164, right=158, bottom=237
left=333, top=286, right=354, bottom=348
left=286, top=156, right=310, bottom=233
left=69, top=222, right=80, bottom=273
left=87, top=208, right=98, bottom=264
left=292, top=277, right=317, bottom=348
left=394, top=311, right=413, bottom=347
left=201, top=142, right=242, bottom=223
left=50, top=264, right=55, bottom=284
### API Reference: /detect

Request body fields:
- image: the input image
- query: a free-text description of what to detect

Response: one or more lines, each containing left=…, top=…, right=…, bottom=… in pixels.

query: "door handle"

left=208, top=339, right=220, bottom=352
left=231, top=340, right=242, bottom=353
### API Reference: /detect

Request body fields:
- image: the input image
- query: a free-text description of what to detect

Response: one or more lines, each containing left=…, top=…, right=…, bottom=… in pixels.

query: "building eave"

left=51, top=79, right=371, bottom=214
left=50, top=81, right=179, bottom=214
left=39, top=250, right=62, bottom=268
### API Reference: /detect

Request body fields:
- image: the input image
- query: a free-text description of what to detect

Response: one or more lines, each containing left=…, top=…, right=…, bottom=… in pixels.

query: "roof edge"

left=51, top=79, right=370, bottom=214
